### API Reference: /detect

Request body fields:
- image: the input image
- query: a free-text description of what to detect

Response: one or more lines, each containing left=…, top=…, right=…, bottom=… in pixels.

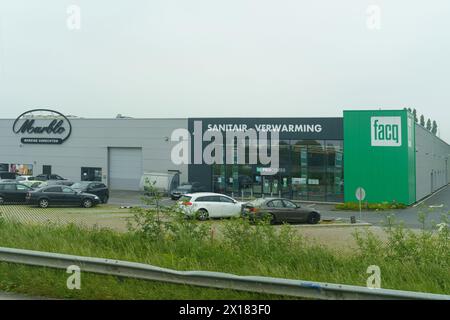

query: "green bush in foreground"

left=0, top=208, right=448, bottom=299
left=335, top=201, right=408, bottom=211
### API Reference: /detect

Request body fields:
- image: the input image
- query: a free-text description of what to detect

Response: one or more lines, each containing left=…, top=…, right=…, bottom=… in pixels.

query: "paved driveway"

left=313, top=185, right=450, bottom=229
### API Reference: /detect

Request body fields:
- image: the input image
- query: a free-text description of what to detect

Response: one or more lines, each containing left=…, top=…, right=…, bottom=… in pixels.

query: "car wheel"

left=39, top=199, right=49, bottom=208
left=0, top=196, right=4, bottom=205
left=266, top=213, right=276, bottom=225
left=82, top=199, right=93, bottom=208
left=102, top=196, right=109, bottom=204
left=307, top=212, right=320, bottom=224
left=196, top=209, right=209, bottom=221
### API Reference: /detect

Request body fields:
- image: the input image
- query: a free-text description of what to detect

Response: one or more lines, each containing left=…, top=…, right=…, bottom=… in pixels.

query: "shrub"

left=336, top=201, right=407, bottom=211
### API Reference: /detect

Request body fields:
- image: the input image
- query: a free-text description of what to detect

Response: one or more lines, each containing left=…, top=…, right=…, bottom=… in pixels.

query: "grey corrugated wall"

left=415, top=124, right=450, bottom=201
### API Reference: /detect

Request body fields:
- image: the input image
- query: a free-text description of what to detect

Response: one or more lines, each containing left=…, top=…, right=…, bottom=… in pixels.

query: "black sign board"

left=13, top=109, right=72, bottom=145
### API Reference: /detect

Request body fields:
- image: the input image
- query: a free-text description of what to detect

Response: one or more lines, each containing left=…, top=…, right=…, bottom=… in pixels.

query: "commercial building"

left=1, top=109, right=449, bottom=204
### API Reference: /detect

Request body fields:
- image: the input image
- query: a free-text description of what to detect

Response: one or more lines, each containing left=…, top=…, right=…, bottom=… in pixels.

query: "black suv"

left=71, top=181, right=109, bottom=203
left=0, top=182, right=33, bottom=204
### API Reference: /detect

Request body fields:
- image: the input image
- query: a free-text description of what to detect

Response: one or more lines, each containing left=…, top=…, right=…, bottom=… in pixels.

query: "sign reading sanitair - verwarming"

left=13, top=109, right=72, bottom=145
left=371, top=116, right=402, bottom=147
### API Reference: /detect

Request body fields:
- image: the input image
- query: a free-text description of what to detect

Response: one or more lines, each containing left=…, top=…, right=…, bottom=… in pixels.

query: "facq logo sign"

left=370, top=116, right=402, bottom=147
left=13, top=109, right=72, bottom=145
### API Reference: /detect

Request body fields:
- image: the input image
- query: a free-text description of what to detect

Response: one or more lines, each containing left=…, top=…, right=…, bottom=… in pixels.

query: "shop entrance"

left=260, top=175, right=290, bottom=198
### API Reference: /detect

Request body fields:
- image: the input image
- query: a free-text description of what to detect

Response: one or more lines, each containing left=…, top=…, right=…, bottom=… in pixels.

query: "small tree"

left=432, top=121, right=438, bottom=135
left=420, top=115, right=425, bottom=126
left=426, top=119, right=432, bottom=131
left=413, top=109, right=418, bottom=123
left=127, top=178, right=166, bottom=241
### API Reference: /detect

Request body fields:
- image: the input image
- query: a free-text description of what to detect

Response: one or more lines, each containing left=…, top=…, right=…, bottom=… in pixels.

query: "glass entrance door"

left=261, top=175, right=283, bottom=197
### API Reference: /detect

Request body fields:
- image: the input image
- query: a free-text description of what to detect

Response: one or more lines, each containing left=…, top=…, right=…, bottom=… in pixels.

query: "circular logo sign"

left=12, top=109, right=72, bottom=144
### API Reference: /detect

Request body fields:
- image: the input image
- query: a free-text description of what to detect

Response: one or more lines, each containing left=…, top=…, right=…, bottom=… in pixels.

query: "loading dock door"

left=108, top=148, right=143, bottom=191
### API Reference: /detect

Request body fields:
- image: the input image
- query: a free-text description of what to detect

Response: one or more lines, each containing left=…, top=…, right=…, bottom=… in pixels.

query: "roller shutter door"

left=108, top=148, right=143, bottom=191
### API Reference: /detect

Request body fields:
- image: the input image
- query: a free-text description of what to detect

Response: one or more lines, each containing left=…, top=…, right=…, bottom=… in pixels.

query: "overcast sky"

left=1, top=1, right=449, bottom=140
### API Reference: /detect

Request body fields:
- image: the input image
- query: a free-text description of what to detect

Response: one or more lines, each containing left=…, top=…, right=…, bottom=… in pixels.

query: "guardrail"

left=0, top=246, right=448, bottom=300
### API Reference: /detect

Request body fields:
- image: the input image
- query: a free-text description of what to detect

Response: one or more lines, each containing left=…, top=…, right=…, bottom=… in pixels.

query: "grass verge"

left=0, top=211, right=448, bottom=299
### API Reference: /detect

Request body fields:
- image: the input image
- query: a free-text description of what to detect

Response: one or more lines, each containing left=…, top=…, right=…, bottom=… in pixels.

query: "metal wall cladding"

left=415, top=124, right=450, bottom=201
left=343, top=110, right=416, bottom=205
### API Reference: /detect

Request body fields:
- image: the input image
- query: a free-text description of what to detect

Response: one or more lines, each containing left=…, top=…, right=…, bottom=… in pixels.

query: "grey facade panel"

left=0, top=118, right=188, bottom=188
left=415, top=124, right=450, bottom=201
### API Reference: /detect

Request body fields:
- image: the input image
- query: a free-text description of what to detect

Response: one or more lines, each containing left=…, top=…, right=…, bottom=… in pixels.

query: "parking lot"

left=2, top=186, right=447, bottom=253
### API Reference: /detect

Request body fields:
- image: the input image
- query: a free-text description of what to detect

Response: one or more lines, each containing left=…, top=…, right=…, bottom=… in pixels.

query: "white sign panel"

left=355, top=187, right=366, bottom=201
left=371, top=116, right=402, bottom=147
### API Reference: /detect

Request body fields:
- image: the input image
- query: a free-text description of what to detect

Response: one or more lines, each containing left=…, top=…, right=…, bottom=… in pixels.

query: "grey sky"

left=1, top=1, right=449, bottom=141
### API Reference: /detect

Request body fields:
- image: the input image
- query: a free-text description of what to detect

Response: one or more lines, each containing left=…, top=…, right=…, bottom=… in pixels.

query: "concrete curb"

left=293, top=222, right=372, bottom=228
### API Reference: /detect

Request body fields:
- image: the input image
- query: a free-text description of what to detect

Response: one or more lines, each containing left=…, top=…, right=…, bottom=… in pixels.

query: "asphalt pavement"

left=108, top=186, right=450, bottom=230
left=316, top=185, right=450, bottom=229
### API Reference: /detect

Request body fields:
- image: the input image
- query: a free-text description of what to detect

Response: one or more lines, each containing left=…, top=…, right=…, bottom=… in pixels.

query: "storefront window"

left=212, top=139, right=344, bottom=202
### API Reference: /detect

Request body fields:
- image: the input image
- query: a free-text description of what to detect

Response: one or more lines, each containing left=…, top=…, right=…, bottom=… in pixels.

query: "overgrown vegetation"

left=335, top=201, right=408, bottom=211
left=0, top=205, right=448, bottom=299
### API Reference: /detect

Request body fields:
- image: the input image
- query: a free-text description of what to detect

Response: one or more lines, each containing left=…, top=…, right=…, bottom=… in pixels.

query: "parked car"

left=71, top=181, right=109, bottom=203
left=35, top=173, right=65, bottom=181
left=15, top=175, right=35, bottom=182
left=0, top=182, right=34, bottom=204
left=178, top=192, right=243, bottom=220
left=241, top=198, right=321, bottom=224
left=46, top=180, right=74, bottom=187
left=21, top=180, right=48, bottom=189
left=170, top=182, right=207, bottom=200
left=35, top=174, right=73, bottom=186
left=26, top=185, right=101, bottom=208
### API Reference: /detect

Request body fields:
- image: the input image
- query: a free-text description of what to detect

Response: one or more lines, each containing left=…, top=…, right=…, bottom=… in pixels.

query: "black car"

left=71, top=181, right=109, bottom=203
left=241, top=198, right=321, bottom=224
left=0, top=182, right=34, bottom=204
left=26, top=185, right=101, bottom=208
left=35, top=174, right=66, bottom=181
left=170, top=182, right=207, bottom=200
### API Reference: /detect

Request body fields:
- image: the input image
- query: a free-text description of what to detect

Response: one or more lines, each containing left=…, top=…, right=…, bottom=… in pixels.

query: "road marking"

left=412, top=185, right=449, bottom=207
left=429, top=204, right=444, bottom=208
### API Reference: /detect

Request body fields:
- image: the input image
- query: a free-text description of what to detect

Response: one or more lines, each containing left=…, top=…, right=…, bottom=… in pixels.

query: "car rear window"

left=196, top=196, right=221, bottom=202
left=267, top=200, right=285, bottom=208
left=179, top=196, right=192, bottom=202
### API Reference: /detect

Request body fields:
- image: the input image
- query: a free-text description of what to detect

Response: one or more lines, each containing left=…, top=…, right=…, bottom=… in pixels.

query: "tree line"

left=405, top=108, right=438, bottom=135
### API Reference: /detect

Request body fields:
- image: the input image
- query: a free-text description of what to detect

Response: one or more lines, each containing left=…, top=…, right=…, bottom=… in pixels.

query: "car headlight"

left=94, top=196, right=99, bottom=200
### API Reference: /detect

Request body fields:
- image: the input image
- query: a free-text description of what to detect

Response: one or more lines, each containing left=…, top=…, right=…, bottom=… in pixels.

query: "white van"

left=139, top=172, right=180, bottom=195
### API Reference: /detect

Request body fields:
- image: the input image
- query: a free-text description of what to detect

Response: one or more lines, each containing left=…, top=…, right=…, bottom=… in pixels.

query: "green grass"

left=0, top=212, right=448, bottom=299
left=335, top=201, right=408, bottom=211
left=0, top=262, right=292, bottom=300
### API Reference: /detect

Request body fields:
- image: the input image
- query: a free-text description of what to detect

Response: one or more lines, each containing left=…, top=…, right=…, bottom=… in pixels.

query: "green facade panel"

left=343, top=110, right=416, bottom=204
